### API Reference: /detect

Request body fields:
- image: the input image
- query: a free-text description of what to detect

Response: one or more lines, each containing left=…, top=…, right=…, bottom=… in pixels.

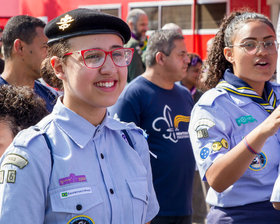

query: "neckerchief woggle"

left=216, top=69, right=277, bottom=114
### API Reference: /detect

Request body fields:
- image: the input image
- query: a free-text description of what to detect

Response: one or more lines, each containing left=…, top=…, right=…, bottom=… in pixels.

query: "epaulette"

left=126, top=122, right=147, bottom=138
left=197, top=88, right=227, bottom=107
left=13, top=127, right=44, bottom=148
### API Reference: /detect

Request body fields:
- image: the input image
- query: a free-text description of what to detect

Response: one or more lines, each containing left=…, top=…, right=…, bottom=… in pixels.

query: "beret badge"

left=56, top=14, right=75, bottom=31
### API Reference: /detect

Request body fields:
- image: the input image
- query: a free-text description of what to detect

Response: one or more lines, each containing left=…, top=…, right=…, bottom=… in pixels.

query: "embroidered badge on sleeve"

left=193, top=119, right=215, bottom=139
left=7, top=170, right=16, bottom=183
left=2, top=153, right=28, bottom=169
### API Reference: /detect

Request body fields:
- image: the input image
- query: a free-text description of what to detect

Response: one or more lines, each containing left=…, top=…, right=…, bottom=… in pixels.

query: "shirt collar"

left=51, top=97, right=137, bottom=148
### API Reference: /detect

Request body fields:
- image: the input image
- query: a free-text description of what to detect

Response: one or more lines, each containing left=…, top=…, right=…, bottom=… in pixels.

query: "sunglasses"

left=189, top=56, right=202, bottom=67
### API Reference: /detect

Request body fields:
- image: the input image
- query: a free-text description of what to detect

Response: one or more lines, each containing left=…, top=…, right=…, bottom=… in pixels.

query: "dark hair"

left=206, top=10, right=275, bottom=89
left=41, top=40, right=71, bottom=90
left=3, top=15, right=45, bottom=59
left=0, top=85, right=49, bottom=136
left=145, top=29, right=184, bottom=67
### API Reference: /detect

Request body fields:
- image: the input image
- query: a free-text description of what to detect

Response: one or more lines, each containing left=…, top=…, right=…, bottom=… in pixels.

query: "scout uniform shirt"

left=0, top=97, right=159, bottom=224
left=189, top=70, right=280, bottom=207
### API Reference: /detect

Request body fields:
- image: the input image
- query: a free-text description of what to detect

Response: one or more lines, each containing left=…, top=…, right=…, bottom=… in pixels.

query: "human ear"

left=155, top=52, right=165, bottom=66
left=50, top=56, right=66, bottom=80
left=224, top=47, right=234, bottom=63
left=13, top=39, right=24, bottom=55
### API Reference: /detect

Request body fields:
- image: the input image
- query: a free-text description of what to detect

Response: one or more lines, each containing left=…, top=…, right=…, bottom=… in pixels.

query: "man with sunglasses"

left=179, top=53, right=204, bottom=103
left=110, top=29, right=196, bottom=224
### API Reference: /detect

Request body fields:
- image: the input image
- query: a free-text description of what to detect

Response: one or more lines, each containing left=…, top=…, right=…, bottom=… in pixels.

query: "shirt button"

left=110, top=188, right=114, bottom=194
left=100, top=153, right=104, bottom=159
left=76, top=204, right=82, bottom=211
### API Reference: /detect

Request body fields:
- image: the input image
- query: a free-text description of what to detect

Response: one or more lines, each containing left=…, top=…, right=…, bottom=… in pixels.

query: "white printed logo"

left=152, top=105, right=190, bottom=143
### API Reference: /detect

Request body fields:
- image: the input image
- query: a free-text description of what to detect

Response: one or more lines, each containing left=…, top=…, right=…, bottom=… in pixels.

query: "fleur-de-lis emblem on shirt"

left=56, top=14, right=75, bottom=31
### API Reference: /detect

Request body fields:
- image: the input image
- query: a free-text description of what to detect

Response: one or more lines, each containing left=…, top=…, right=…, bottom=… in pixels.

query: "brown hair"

left=41, top=40, right=71, bottom=90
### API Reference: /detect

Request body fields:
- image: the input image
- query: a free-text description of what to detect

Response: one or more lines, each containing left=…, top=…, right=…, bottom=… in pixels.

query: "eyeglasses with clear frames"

left=229, top=40, right=279, bottom=55
left=64, top=48, right=134, bottom=69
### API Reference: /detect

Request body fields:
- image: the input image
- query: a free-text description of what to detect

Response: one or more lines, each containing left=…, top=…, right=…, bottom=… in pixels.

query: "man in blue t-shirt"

left=109, top=30, right=196, bottom=224
left=0, top=15, right=58, bottom=112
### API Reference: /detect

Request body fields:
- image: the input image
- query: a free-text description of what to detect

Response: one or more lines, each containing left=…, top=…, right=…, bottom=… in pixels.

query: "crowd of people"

left=0, top=6, right=279, bottom=224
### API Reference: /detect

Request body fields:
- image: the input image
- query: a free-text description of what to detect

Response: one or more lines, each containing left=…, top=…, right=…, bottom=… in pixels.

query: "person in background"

left=125, top=8, right=149, bottom=82
left=0, top=85, right=48, bottom=156
left=199, top=37, right=215, bottom=93
left=0, top=8, right=159, bottom=223
left=178, top=52, right=208, bottom=224
left=163, top=22, right=208, bottom=224
left=110, top=29, right=195, bottom=224
left=189, top=11, right=280, bottom=223
left=179, top=53, right=203, bottom=103
left=206, top=37, right=214, bottom=58
left=162, top=23, right=183, bottom=34
left=0, top=15, right=58, bottom=112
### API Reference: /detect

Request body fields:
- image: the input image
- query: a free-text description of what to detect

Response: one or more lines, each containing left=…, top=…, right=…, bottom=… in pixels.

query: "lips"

left=255, top=59, right=269, bottom=67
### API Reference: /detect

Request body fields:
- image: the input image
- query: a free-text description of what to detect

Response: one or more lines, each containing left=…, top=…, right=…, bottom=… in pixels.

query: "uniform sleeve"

left=0, top=134, right=51, bottom=223
left=131, top=129, right=159, bottom=222
left=189, top=99, right=232, bottom=181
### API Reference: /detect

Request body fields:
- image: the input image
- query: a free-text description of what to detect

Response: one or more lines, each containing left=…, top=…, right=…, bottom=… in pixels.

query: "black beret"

left=45, top=8, right=131, bottom=44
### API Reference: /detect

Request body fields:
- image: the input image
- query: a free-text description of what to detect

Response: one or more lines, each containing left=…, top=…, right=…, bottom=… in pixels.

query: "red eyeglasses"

left=64, top=48, right=134, bottom=69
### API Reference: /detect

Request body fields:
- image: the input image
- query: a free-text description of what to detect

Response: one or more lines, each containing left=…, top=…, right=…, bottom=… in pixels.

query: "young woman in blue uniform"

left=0, top=8, right=159, bottom=224
left=189, top=11, right=280, bottom=223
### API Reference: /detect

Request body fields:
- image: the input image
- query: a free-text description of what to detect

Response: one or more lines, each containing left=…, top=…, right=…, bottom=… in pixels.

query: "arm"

left=273, top=203, right=280, bottom=210
left=206, top=105, right=280, bottom=192
left=0, top=136, right=51, bottom=223
left=271, top=169, right=280, bottom=209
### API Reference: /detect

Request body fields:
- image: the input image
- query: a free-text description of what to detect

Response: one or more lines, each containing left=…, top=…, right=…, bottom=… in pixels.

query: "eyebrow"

left=86, top=45, right=123, bottom=50
left=241, top=35, right=275, bottom=41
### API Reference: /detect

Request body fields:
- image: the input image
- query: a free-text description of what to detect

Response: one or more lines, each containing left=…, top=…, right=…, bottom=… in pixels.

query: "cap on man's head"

left=45, top=8, right=131, bottom=44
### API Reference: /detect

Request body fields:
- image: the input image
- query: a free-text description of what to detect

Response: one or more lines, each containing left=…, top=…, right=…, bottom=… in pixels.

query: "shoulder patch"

left=1, top=153, right=28, bottom=169
left=197, top=88, right=227, bottom=107
left=13, top=126, right=43, bottom=148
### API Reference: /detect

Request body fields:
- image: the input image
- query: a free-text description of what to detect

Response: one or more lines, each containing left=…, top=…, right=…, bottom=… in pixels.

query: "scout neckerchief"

left=216, top=69, right=277, bottom=113
left=131, top=32, right=148, bottom=54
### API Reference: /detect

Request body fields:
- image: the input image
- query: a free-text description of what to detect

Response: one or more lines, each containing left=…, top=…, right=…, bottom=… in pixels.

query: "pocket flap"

left=126, top=178, right=149, bottom=204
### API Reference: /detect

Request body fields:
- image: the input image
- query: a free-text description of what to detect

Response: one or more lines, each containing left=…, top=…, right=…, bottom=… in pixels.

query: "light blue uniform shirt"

left=0, top=97, right=159, bottom=223
left=189, top=83, right=280, bottom=207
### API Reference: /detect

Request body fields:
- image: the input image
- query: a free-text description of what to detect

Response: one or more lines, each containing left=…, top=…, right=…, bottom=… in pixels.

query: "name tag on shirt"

left=60, top=187, right=92, bottom=199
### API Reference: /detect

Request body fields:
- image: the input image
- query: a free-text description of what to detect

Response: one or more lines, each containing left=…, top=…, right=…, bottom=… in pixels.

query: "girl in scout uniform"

left=189, top=11, right=280, bottom=223
left=0, top=8, right=159, bottom=224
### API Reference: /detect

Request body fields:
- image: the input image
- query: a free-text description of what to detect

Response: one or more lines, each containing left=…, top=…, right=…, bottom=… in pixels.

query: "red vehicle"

left=0, top=0, right=273, bottom=59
